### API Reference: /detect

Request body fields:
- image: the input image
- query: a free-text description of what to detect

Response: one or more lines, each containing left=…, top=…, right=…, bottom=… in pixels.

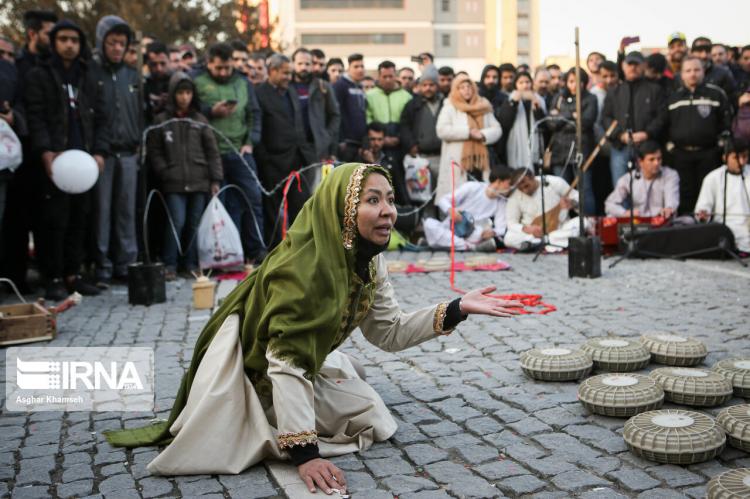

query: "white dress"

left=146, top=254, right=453, bottom=475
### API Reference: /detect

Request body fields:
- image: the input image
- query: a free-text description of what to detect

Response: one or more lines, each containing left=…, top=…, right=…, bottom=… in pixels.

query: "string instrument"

left=531, top=120, right=618, bottom=231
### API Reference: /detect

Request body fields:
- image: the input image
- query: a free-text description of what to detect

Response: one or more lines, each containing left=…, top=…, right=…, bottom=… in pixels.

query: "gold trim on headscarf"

left=342, top=164, right=369, bottom=250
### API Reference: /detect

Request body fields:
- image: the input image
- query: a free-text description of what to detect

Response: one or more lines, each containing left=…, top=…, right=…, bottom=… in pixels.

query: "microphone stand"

left=531, top=116, right=572, bottom=261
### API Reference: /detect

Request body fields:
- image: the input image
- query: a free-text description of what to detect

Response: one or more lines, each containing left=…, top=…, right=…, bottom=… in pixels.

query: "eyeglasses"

left=0, top=49, right=14, bottom=60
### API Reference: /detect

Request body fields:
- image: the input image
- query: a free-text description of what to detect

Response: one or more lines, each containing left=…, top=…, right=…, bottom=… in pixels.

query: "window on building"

left=301, top=33, right=405, bottom=44
left=517, top=0, right=530, bottom=15
left=441, top=0, right=450, bottom=12
left=301, top=0, right=403, bottom=8
left=441, top=33, right=451, bottom=47
left=465, top=34, right=479, bottom=47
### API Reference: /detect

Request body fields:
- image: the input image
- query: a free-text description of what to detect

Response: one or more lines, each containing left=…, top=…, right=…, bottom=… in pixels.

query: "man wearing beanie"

left=399, top=64, right=444, bottom=206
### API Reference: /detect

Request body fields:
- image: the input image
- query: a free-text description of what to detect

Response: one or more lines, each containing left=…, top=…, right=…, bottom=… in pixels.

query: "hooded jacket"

left=147, top=72, right=222, bottom=193
left=24, top=19, right=109, bottom=156
left=91, top=15, right=141, bottom=152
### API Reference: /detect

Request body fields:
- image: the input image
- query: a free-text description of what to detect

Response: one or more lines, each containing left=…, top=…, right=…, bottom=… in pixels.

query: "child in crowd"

left=148, top=72, right=223, bottom=280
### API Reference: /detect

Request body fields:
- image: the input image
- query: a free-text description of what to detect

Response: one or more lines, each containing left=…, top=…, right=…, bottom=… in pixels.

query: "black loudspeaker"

left=568, top=236, right=602, bottom=278
left=634, top=223, right=735, bottom=258
left=127, top=262, right=167, bottom=305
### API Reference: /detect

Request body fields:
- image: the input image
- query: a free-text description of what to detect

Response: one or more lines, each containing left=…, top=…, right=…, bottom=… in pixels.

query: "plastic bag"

left=197, top=196, right=244, bottom=269
left=0, top=119, right=22, bottom=172
left=403, top=155, right=432, bottom=203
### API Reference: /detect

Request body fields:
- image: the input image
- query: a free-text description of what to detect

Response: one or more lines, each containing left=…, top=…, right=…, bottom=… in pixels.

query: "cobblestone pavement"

left=1, top=253, right=749, bottom=498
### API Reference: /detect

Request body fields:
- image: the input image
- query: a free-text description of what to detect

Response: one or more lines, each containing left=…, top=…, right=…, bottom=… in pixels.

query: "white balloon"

left=51, top=149, right=99, bottom=194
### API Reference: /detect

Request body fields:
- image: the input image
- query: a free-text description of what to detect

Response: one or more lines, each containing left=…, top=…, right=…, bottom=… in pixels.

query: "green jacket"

left=193, top=69, right=261, bottom=154
left=366, top=86, right=412, bottom=131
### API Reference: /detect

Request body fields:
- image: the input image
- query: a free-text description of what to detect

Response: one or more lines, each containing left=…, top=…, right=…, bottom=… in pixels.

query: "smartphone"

left=410, top=55, right=422, bottom=63
left=225, top=99, right=238, bottom=106
left=622, top=36, right=640, bottom=46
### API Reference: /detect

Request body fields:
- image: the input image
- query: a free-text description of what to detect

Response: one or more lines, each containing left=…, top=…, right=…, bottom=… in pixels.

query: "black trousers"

left=262, top=152, right=312, bottom=250
left=0, top=154, right=43, bottom=287
left=36, top=177, right=92, bottom=280
left=672, top=147, right=721, bottom=215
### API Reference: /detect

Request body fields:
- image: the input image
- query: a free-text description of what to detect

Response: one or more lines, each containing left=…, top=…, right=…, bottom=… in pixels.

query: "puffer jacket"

left=148, top=72, right=223, bottom=193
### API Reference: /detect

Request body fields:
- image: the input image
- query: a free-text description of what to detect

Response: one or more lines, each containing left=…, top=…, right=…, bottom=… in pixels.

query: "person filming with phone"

left=193, top=42, right=267, bottom=265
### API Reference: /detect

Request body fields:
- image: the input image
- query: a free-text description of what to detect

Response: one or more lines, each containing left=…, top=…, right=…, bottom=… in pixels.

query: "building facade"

left=273, top=0, right=539, bottom=78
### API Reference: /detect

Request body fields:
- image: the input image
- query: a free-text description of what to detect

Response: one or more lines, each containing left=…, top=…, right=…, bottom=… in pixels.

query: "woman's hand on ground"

left=298, top=458, right=347, bottom=495
left=459, top=286, right=523, bottom=318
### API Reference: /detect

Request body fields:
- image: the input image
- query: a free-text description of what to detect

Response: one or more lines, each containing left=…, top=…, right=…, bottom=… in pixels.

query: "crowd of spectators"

left=1, top=11, right=749, bottom=300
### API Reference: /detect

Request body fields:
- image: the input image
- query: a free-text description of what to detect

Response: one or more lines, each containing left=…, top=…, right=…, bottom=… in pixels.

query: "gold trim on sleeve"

left=278, top=429, right=319, bottom=449
left=433, top=302, right=453, bottom=335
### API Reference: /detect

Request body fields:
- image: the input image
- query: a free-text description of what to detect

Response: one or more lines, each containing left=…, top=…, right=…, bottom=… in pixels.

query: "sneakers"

left=66, top=276, right=101, bottom=296
left=45, top=279, right=68, bottom=301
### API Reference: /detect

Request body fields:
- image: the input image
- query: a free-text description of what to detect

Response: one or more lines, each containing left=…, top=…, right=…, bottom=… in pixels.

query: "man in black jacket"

left=400, top=65, right=443, bottom=203
left=255, top=54, right=316, bottom=248
left=290, top=48, right=340, bottom=162
left=1, top=10, right=57, bottom=293
left=602, top=51, right=668, bottom=187
left=667, top=56, right=731, bottom=214
left=24, top=20, right=109, bottom=300
left=685, top=37, right=736, bottom=103
left=91, top=15, right=141, bottom=285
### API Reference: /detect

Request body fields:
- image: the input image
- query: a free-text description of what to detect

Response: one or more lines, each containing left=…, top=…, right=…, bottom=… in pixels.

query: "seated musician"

left=695, top=138, right=750, bottom=252
left=503, top=167, right=582, bottom=251
left=423, top=167, right=513, bottom=251
left=604, top=141, right=680, bottom=219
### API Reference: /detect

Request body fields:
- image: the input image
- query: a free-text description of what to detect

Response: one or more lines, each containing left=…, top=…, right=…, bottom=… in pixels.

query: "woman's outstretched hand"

left=298, top=458, right=347, bottom=495
left=459, top=286, right=523, bottom=318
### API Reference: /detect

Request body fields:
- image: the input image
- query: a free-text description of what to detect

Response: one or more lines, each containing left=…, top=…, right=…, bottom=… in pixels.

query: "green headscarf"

left=105, top=163, right=392, bottom=448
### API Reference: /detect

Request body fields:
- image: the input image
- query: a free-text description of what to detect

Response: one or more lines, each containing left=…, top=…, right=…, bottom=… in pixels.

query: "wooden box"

left=0, top=303, right=56, bottom=346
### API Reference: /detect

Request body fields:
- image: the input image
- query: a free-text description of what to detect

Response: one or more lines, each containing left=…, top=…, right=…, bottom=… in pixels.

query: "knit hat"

left=420, top=64, right=438, bottom=84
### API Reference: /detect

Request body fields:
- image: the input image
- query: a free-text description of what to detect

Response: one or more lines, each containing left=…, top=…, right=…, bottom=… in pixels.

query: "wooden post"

left=575, top=27, right=584, bottom=233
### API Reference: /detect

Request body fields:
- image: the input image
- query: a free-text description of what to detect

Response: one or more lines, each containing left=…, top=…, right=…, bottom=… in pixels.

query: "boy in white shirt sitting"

left=423, top=167, right=512, bottom=251
left=695, top=138, right=750, bottom=252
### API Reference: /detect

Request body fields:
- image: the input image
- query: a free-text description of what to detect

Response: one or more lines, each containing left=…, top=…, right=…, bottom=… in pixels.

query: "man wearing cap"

left=667, top=56, right=731, bottom=214
left=399, top=64, right=443, bottom=205
left=666, top=32, right=688, bottom=78
left=602, top=51, right=668, bottom=187
left=679, top=36, right=736, bottom=102
left=90, top=15, right=141, bottom=286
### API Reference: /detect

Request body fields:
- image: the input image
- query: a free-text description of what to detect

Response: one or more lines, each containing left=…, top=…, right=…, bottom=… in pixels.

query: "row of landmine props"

left=519, top=334, right=750, bottom=498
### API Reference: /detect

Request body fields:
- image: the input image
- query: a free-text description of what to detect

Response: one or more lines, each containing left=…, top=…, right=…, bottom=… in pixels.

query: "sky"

left=538, top=0, right=750, bottom=62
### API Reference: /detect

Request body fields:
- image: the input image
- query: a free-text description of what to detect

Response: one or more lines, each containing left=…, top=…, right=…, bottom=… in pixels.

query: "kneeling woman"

left=104, top=164, right=519, bottom=494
